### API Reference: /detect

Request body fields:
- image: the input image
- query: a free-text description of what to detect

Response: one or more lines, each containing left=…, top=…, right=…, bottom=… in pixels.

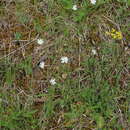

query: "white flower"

left=50, top=78, right=56, bottom=85
left=90, top=0, right=96, bottom=5
left=72, top=5, right=77, bottom=10
left=125, top=47, right=128, bottom=51
left=37, top=39, right=44, bottom=45
left=92, top=49, right=97, bottom=55
left=39, top=61, right=45, bottom=69
left=60, top=56, right=69, bottom=64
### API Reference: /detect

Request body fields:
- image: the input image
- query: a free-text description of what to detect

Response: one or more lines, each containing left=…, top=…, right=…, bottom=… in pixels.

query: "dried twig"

left=0, top=34, right=39, bottom=60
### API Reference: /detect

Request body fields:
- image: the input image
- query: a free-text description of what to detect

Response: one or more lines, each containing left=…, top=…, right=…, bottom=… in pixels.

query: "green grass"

left=0, top=0, right=130, bottom=129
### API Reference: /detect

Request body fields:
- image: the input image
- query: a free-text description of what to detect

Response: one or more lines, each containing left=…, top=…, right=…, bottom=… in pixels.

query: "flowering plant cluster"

left=106, top=28, right=123, bottom=40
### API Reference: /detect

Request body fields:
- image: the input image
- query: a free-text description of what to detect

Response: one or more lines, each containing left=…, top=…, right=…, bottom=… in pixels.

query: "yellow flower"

left=116, top=31, right=123, bottom=39
left=111, top=28, right=116, bottom=33
left=105, top=31, right=110, bottom=35
left=106, top=28, right=123, bottom=40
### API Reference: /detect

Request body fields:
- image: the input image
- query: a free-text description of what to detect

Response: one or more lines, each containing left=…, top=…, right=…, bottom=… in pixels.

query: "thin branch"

left=0, top=34, right=39, bottom=60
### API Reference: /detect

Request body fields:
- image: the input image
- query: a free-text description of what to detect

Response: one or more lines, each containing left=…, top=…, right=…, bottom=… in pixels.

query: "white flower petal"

left=90, top=0, right=96, bottom=5
left=60, top=56, right=69, bottom=64
left=37, top=39, right=44, bottom=45
left=39, top=61, right=45, bottom=69
left=72, top=5, right=77, bottom=10
left=125, top=47, right=128, bottom=51
left=92, top=49, right=97, bottom=55
left=50, top=78, right=56, bottom=85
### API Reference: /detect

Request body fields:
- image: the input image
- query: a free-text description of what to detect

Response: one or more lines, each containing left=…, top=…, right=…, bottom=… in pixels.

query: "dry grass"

left=0, top=0, right=130, bottom=129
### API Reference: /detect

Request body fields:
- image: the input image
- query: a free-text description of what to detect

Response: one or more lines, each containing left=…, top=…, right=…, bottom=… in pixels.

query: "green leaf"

left=94, top=114, right=105, bottom=129
left=128, top=0, right=130, bottom=5
left=14, top=32, right=22, bottom=40
left=5, top=67, right=15, bottom=86
left=18, top=57, right=32, bottom=75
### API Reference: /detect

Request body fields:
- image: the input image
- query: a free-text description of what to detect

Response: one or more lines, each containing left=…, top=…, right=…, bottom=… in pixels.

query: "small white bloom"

left=60, top=56, right=69, bottom=64
left=37, top=39, right=44, bottom=45
left=125, top=47, right=128, bottom=51
left=72, top=5, right=77, bottom=10
left=90, top=0, right=96, bottom=5
left=50, top=78, right=56, bottom=85
left=39, top=61, right=45, bottom=69
left=92, top=49, right=97, bottom=55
